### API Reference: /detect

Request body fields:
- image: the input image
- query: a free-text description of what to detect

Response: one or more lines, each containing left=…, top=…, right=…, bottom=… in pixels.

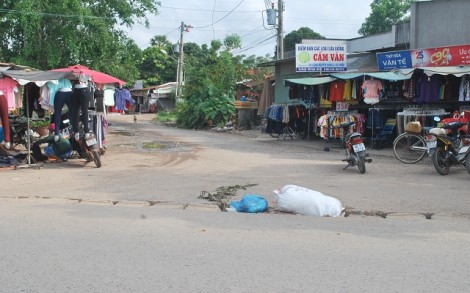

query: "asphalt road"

left=1, top=113, right=469, bottom=292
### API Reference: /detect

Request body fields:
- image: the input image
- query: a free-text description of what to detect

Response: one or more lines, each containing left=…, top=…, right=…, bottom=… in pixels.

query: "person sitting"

left=32, top=134, right=73, bottom=162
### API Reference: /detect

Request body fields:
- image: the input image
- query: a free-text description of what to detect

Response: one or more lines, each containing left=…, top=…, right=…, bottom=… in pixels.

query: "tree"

left=176, top=35, right=249, bottom=129
left=137, top=35, right=176, bottom=87
left=358, top=0, right=411, bottom=36
left=284, top=27, right=324, bottom=52
left=0, top=0, right=160, bottom=82
left=223, top=34, right=242, bottom=52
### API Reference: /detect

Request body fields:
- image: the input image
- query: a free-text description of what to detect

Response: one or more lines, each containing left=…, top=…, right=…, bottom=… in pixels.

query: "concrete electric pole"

left=176, top=21, right=192, bottom=98
left=277, top=0, right=284, bottom=60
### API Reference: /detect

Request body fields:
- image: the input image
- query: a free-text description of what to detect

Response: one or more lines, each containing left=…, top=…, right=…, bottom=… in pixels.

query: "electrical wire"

left=234, top=33, right=276, bottom=55
left=0, top=8, right=113, bottom=20
left=160, top=5, right=258, bottom=13
left=212, top=0, right=217, bottom=40
left=192, top=0, right=245, bottom=29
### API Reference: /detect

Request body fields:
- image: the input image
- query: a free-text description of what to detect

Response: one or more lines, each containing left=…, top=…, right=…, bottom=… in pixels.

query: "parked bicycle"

left=393, top=121, right=429, bottom=164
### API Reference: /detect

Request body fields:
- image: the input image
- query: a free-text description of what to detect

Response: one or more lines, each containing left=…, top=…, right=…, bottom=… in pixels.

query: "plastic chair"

left=372, top=118, right=397, bottom=150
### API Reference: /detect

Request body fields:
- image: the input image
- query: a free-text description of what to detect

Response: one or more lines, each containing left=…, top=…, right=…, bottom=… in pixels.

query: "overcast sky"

left=124, top=0, right=373, bottom=57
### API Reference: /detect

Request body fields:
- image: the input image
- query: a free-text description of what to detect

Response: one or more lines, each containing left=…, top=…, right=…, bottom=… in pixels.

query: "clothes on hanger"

left=317, top=111, right=366, bottom=139
left=114, top=87, right=135, bottom=111
left=361, top=77, right=383, bottom=105
left=0, top=77, right=19, bottom=110
left=459, top=75, right=470, bottom=101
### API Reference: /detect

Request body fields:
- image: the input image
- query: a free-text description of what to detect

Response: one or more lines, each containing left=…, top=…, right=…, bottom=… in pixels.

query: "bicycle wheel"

left=393, top=133, right=427, bottom=164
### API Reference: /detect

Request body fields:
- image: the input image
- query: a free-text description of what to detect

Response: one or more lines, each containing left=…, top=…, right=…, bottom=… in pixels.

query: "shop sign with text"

left=376, top=50, right=412, bottom=70
left=296, top=43, right=347, bottom=72
left=411, top=44, right=470, bottom=67
left=377, top=44, right=470, bottom=69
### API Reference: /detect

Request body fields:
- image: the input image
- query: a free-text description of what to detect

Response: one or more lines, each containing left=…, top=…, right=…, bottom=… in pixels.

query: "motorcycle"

left=61, top=118, right=102, bottom=168
left=333, top=121, right=371, bottom=174
left=425, top=121, right=470, bottom=175
left=8, top=115, right=34, bottom=149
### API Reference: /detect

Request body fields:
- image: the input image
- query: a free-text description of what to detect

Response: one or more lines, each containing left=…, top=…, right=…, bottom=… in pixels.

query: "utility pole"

left=176, top=21, right=184, bottom=99
left=277, top=0, right=284, bottom=60
left=176, top=21, right=192, bottom=98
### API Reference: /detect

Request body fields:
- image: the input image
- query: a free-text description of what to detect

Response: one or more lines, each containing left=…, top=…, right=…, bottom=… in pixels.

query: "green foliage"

left=155, top=111, right=177, bottom=123
left=284, top=27, right=325, bottom=52
left=138, top=35, right=176, bottom=87
left=223, top=34, right=242, bottom=51
left=175, top=35, right=245, bottom=129
left=358, top=0, right=411, bottom=36
left=202, top=86, right=235, bottom=127
left=0, top=0, right=160, bottom=82
left=175, top=97, right=206, bottom=129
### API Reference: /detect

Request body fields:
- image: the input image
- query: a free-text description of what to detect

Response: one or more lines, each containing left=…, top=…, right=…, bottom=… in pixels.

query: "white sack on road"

left=273, top=184, right=343, bottom=217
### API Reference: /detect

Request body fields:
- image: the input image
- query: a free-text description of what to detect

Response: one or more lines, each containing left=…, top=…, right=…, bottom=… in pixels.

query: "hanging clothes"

left=114, top=87, right=135, bottom=111
left=329, top=80, right=346, bottom=102
left=41, top=78, right=73, bottom=111
left=361, top=78, right=383, bottom=105
left=317, top=111, right=366, bottom=140
left=459, top=75, right=470, bottom=101
left=53, top=88, right=73, bottom=135
left=0, top=77, right=19, bottom=109
left=417, top=74, right=443, bottom=103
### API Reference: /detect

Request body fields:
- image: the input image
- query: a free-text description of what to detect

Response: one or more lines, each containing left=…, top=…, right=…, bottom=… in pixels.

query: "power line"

left=193, top=0, right=245, bottom=29
left=234, top=33, right=276, bottom=54
left=212, top=0, right=217, bottom=40
left=160, top=5, right=257, bottom=13
left=0, top=8, right=113, bottom=20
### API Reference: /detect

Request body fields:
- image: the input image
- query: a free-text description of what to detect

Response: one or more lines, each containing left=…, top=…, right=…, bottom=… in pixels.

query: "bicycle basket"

left=405, top=121, right=422, bottom=133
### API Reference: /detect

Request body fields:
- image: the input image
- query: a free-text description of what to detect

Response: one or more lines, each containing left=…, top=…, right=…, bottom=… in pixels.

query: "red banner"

left=411, top=44, right=470, bottom=67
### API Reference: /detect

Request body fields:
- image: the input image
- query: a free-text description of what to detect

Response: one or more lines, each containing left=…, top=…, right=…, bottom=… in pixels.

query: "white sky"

left=124, top=0, right=373, bottom=57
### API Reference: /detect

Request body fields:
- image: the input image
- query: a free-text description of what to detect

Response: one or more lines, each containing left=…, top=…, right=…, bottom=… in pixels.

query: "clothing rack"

left=327, top=110, right=358, bottom=116
left=16, top=87, right=42, bottom=170
left=397, top=107, right=449, bottom=134
left=318, top=110, right=364, bottom=140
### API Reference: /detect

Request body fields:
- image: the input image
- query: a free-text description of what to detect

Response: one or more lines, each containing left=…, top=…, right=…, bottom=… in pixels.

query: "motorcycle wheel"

left=357, top=156, right=366, bottom=174
left=432, top=147, right=450, bottom=175
left=465, top=153, right=470, bottom=175
left=92, top=150, right=102, bottom=168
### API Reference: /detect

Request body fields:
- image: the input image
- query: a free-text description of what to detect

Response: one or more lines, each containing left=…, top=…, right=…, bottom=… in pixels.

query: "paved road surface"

left=1, top=113, right=469, bottom=292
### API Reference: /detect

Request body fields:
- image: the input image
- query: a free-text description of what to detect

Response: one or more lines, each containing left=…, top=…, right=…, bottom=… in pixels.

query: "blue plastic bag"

left=230, top=194, right=268, bottom=213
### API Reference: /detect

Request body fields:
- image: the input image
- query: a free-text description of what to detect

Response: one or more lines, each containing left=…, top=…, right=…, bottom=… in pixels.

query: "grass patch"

left=142, top=142, right=165, bottom=149
left=155, top=111, right=177, bottom=123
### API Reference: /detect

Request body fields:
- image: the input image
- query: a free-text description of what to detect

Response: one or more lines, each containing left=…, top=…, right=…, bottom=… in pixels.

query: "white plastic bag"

left=273, top=184, right=343, bottom=217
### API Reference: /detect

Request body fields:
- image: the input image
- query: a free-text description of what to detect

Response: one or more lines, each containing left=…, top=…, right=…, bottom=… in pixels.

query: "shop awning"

left=284, top=71, right=410, bottom=87
left=399, top=66, right=470, bottom=77
left=284, top=76, right=336, bottom=86
left=1, top=70, right=75, bottom=86
left=331, top=71, right=411, bottom=81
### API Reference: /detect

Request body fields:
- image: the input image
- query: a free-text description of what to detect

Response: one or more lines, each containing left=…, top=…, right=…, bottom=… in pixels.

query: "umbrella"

left=51, top=64, right=126, bottom=85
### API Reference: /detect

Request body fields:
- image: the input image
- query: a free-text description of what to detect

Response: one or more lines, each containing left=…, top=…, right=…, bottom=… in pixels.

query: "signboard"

left=335, top=102, right=349, bottom=112
left=376, top=44, right=470, bottom=69
left=376, top=50, right=412, bottom=70
left=295, top=43, right=347, bottom=72
left=411, top=44, right=470, bottom=67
